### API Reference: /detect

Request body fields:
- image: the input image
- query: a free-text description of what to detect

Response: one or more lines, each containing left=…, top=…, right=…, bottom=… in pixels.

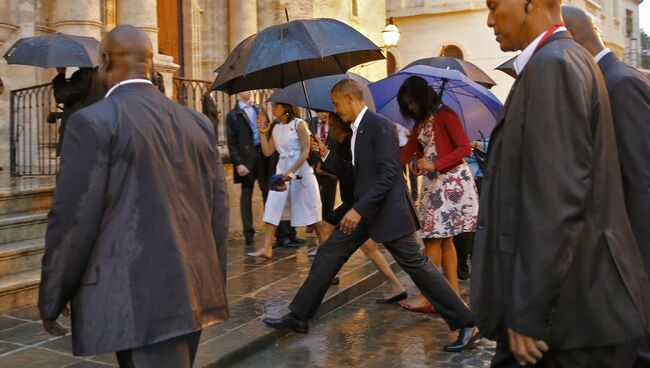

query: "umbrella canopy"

left=369, top=65, right=503, bottom=141
left=3, top=33, right=100, bottom=68
left=267, top=72, right=376, bottom=112
left=496, top=57, right=517, bottom=79
left=211, top=18, right=384, bottom=94
left=401, top=56, right=497, bottom=88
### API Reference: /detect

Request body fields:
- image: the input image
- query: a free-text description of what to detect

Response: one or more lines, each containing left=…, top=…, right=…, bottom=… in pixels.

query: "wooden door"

left=157, top=0, right=182, bottom=73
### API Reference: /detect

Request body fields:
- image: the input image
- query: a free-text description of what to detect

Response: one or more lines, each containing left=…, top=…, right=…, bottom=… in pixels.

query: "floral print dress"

left=418, top=116, right=478, bottom=238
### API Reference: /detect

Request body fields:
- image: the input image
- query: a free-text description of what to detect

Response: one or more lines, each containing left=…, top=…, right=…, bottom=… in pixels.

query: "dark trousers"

left=316, top=174, right=338, bottom=220
left=289, top=222, right=472, bottom=330
left=454, top=232, right=474, bottom=278
left=617, top=337, right=650, bottom=368
left=240, top=148, right=269, bottom=238
left=276, top=220, right=297, bottom=241
left=491, top=338, right=618, bottom=368
left=116, top=331, right=202, bottom=368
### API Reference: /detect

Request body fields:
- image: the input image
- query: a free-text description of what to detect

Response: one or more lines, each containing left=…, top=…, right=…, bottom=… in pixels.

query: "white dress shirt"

left=594, top=48, right=612, bottom=63
left=105, top=78, right=153, bottom=98
left=350, top=106, right=368, bottom=166
left=514, top=26, right=567, bottom=76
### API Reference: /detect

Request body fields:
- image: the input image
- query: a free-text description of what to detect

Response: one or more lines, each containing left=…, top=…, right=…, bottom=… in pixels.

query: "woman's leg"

left=441, top=237, right=460, bottom=294
left=398, top=238, right=444, bottom=309
left=360, top=240, right=405, bottom=297
left=247, top=222, right=277, bottom=259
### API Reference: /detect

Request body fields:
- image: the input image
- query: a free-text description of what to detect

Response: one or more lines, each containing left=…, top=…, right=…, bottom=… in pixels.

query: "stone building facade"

left=386, top=0, right=645, bottom=101
left=0, top=0, right=387, bottom=171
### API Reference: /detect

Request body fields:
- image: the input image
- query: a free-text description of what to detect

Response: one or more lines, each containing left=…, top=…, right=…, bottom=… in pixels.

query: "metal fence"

left=9, top=83, right=60, bottom=176
left=9, top=78, right=276, bottom=176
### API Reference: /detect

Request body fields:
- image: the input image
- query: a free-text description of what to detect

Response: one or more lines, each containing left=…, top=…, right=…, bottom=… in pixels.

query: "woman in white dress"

left=247, top=102, right=326, bottom=259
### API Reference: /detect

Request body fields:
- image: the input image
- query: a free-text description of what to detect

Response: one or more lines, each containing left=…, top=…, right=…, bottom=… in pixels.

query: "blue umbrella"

left=369, top=65, right=503, bottom=140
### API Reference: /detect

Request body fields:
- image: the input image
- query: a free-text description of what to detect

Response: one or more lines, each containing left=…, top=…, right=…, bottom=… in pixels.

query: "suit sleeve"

left=38, top=110, right=110, bottom=320
left=321, top=146, right=354, bottom=181
left=353, top=119, right=401, bottom=219
left=609, top=75, right=650, bottom=274
left=433, top=110, right=471, bottom=172
left=212, top=151, right=230, bottom=283
left=226, top=112, right=244, bottom=167
left=505, top=56, right=595, bottom=339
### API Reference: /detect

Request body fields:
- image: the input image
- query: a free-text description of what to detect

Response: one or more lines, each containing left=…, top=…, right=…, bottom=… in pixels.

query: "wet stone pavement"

left=0, top=232, right=408, bottom=367
left=230, top=274, right=496, bottom=368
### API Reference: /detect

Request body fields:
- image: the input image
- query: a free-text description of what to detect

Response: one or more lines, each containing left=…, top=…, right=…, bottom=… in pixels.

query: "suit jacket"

left=39, top=83, right=230, bottom=356
left=52, top=68, right=96, bottom=154
left=226, top=102, right=266, bottom=183
left=322, top=110, right=419, bottom=243
left=470, top=32, right=650, bottom=349
left=598, top=52, right=650, bottom=276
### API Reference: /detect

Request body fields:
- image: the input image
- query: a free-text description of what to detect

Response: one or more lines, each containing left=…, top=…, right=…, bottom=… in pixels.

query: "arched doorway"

left=440, top=45, right=464, bottom=59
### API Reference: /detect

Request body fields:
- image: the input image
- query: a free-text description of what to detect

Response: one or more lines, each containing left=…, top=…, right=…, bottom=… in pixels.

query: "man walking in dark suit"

left=308, top=111, right=338, bottom=220
left=563, top=6, right=650, bottom=367
left=472, top=1, right=650, bottom=366
left=263, top=79, right=479, bottom=352
left=226, top=90, right=270, bottom=245
left=38, top=25, right=229, bottom=368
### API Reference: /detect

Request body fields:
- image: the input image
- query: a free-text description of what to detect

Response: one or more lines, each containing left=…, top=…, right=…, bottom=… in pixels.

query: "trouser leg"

left=116, top=331, right=202, bottom=368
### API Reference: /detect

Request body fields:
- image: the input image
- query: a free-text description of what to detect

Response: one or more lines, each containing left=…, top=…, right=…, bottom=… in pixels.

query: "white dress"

left=262, top=119, right=322, bottom=226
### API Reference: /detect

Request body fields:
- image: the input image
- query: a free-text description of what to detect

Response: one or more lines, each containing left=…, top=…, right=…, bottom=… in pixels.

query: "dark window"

left=441, top=45, right=464, bottom=59
left=387, top=52, right=396, bottom=76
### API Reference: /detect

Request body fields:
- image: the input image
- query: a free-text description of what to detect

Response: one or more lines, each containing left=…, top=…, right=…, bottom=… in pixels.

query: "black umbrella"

left=3, top=33, right=100, bottom=68
left=401, top=56, right=496, bottom=88
left=267, top=72, right=375, bottom=112
left=211, top=18, right=384, bottom=94
left=495, top=57, right=517, bottom=79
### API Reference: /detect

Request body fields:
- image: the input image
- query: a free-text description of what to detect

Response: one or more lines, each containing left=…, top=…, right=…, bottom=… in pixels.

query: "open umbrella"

left=3, top=33, right=100, bottom=68
left=495, top=57, right=517, bottom=79
left=267, top=72, right=375, bottom=112
left=369, top=65, right=503, bottom=140
left=211, top=18, right=384, bottom=95
left=401, top=56, right=497, bottom=88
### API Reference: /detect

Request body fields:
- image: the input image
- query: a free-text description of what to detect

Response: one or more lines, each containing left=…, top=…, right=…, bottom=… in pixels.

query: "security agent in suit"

left=38, top=25, right=229, bottom=368
left=472, top=0, right=650, bottom=366
left=226, top=91, right=271, bottom=245
left=263, top=79, right=479, bottom=353
left=308, top=111, right=338, bottom=220
left=564, top=6, right=650, bottom=367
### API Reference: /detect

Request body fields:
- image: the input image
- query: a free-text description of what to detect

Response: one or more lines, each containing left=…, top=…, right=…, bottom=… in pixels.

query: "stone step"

left=0, top=269, right=40, bottom=314
left=0, top=211, right=48, bottom=244
left=0, top=186, right=53, bottom=216
left=0, top=238, right=44, bottom=277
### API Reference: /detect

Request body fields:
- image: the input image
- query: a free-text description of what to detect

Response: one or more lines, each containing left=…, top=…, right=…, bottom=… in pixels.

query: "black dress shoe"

left=443, top=325, right=481, bottom=352
left=289, top=236, right=308, bottom=245
left=275, top=239, right=299, bottom=248
left=330, top=276, right=340, bottom=285
left=263, top=313, right=308, bottom=334
left=376, top=291, right=408, bottom=304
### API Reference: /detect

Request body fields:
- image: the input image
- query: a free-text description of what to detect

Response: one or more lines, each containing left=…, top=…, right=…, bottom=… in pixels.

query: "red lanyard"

left=535, top=23, right=565, bottom=51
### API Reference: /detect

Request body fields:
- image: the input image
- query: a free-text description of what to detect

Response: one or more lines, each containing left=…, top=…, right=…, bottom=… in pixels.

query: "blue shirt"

left=238, top=100, right=260, bottom=145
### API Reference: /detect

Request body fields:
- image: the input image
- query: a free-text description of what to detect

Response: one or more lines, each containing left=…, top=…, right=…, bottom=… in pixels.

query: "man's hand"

left=507, top=328, right=548, bottom=366
left=340, top=208, right=361, bottom=234
left=310, top=136, right=320, bottom=153
left=236, top=164, right=250, bottom=177
left=41, top=318, right=68, bottom=336
left=316, top=137, right=329, bottom=158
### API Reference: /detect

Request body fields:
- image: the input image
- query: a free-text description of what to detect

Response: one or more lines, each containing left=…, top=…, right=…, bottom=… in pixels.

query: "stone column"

left=53, top=0, right=102, bottom=40
left=181, top=0, right=201, bottom=79
left=116, top=0, right=179, bottom=97
left=0, top=2, right=18, bottom=48
left=228, top=0, right=257, bottom=51
left=200, top=0, right=228, bottom=81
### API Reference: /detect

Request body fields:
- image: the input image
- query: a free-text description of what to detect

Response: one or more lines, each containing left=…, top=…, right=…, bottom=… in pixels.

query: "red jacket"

left=400, top=105, right=470, bottom=174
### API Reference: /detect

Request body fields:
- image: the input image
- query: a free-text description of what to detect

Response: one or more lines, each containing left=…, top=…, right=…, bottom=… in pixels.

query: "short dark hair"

left=397, top=76, right=440, bottom=123
left=331, top=78, right=364, bottom=101
left=277, top=102, right=296, bottom=121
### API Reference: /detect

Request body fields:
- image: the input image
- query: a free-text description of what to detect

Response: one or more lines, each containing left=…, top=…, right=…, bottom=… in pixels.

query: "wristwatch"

left=286, top=171, right=296, bottom=180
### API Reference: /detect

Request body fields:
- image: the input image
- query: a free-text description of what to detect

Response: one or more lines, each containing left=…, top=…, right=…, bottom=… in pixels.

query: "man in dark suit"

left=263, top=79, right=479, bottom=352
left=563, top=6, right=650, bottom=367
left=308, top=111, right=338, bottom=220
left=472, top=1, right=650, bottom=366
left=226, top=91, right=270, bottom=245
left=38, top=25, right=229, bottom=368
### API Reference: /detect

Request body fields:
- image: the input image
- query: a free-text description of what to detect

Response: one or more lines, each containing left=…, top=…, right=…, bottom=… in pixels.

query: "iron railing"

left=10, top=83, right=59, bottom=176
left=9, top=78, right=278, bottom=176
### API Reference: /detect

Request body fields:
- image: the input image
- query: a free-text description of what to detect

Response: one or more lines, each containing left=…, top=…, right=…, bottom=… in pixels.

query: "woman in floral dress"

left=397, top=76, right=479, bottom=313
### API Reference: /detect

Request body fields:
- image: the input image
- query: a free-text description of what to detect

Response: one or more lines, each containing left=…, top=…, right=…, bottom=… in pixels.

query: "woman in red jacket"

left=397, top=76, right=478, bottom=313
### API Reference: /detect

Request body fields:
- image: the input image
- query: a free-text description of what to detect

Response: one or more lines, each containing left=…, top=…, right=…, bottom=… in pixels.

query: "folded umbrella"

left=402, top=56, right=497, bottom=88
left=3, top=33, right=100, bottom=68
left=369, top=65, right=503, bottom=140
left=211, top=18, right=384, bottom=95
left=267, top=72, right=375, bottom=112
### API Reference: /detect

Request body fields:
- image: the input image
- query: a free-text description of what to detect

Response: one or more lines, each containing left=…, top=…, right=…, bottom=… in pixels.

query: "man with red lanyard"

left=472, top=0, right=650, bottom=367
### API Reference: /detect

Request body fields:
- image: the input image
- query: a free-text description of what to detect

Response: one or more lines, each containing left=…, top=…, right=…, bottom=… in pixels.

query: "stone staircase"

left=0, top=184, right=53, bottom=314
